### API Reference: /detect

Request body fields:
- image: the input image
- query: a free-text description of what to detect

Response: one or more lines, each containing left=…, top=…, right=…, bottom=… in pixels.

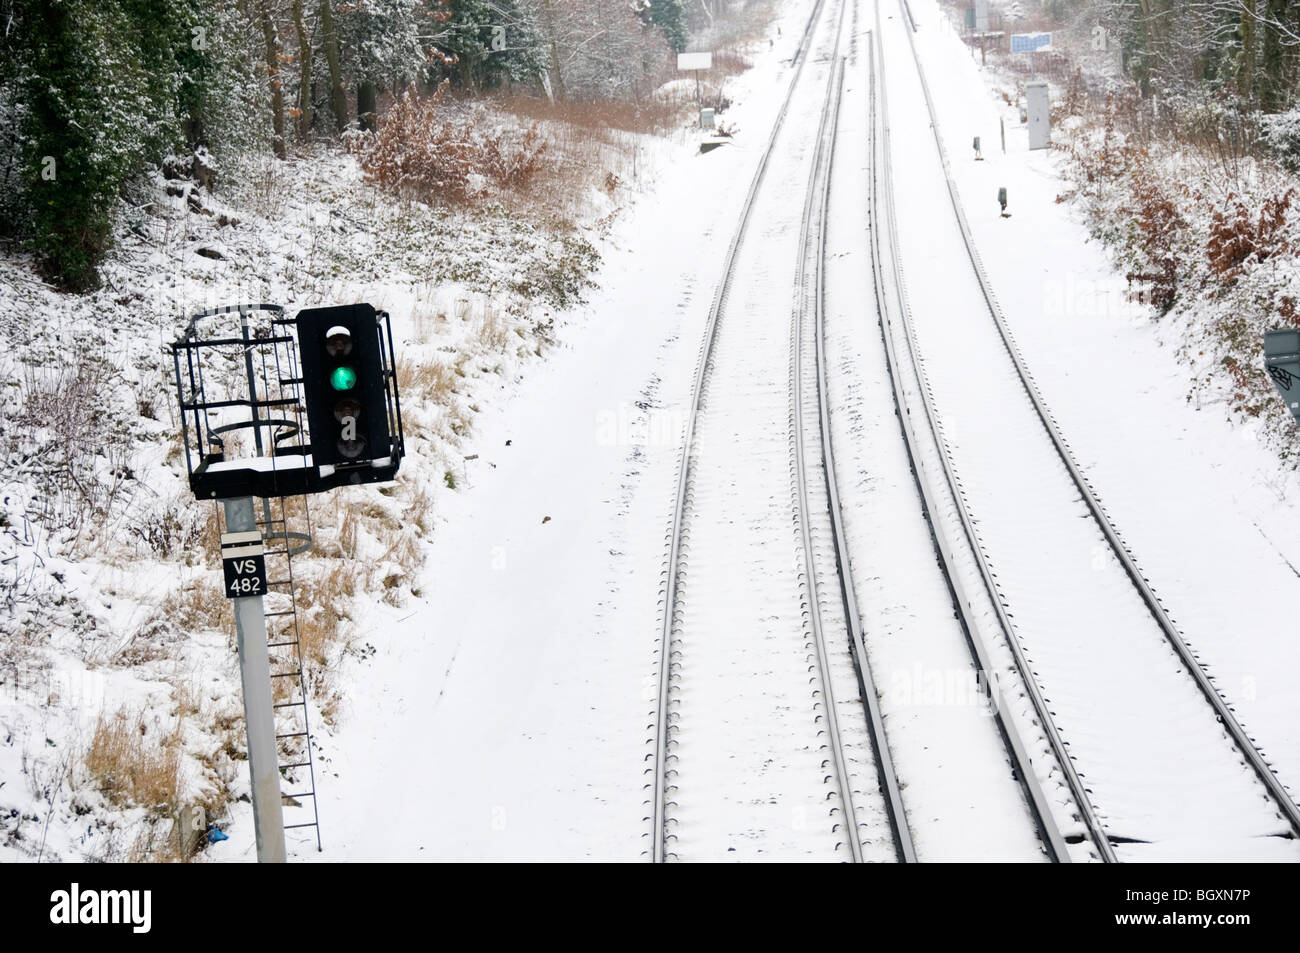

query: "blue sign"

left=1011, top=33, right=1052, bottom=53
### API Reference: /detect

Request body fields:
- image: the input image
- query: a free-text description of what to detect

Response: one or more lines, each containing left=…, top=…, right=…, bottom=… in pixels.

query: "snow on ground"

left=312, top=0, right=1300, bottom=861
left=9, top=0, right=1298, bottom=863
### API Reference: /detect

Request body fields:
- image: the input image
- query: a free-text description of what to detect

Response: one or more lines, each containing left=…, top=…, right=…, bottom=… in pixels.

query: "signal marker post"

left=221, top=499, right=285, bottom=864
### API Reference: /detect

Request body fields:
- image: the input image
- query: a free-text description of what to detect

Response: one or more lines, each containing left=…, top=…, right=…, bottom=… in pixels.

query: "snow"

left=8, top=0, right=1300, bottom=864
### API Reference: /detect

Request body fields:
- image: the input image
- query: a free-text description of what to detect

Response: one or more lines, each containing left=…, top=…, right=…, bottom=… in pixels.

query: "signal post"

left=171, top=302, right=404, bottom=862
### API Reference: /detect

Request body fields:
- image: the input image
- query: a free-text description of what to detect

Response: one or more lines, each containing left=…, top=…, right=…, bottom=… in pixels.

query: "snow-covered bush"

left=1259, top=107, right=1300, bottom=174
left=354, top=83, right=551, bottom=203
left=1056, top=81, right=1300, bottom=457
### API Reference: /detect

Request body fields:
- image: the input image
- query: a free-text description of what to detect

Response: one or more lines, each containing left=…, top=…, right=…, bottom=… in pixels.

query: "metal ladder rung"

left=231, top=495, right=321, bottom=854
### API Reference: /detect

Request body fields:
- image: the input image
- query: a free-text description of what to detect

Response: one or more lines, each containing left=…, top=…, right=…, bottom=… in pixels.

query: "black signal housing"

left=297, top=303, right=403, bottom=489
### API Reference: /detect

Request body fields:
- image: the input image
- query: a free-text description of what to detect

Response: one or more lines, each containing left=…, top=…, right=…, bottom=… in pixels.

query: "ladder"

left=254, top=491, right=322, bottom=853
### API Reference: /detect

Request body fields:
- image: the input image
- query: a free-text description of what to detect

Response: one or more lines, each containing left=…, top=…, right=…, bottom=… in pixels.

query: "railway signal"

left=1264, top=329, right=1300, bottom=424
left=296, top=303, right=401, bottom=484
left=171, top=302, right=405, bottom=863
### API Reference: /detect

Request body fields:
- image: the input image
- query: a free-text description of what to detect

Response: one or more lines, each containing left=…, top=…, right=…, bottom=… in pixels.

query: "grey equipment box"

left=1265, top=328, right=1300, bottom=423
left=1027, top=81, right=1050, bottom=150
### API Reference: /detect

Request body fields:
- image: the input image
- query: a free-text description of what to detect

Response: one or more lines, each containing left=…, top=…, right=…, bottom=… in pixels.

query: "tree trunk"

left=1240, top=0, right=1257, bottom=103
left=259, top=0, right=287, bottom=158
left=357, top=80, right=377, bottom=131
left=538, top=0, right=566, bottom=102
left=292, top=0, right=313, bottom=138
left=1261, top=0, right=1289, bottom=112
left=319, top=0, right=349, bottom=132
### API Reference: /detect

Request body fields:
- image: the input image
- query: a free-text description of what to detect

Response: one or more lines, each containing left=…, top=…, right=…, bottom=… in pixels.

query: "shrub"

left=1124, top=154, right=1187, bottom=314
left=1259, top=107, right=1300, bottom=173
left=1206, top=189, right=1295, bottom=283
left=354, top=82, right=549, bottom=205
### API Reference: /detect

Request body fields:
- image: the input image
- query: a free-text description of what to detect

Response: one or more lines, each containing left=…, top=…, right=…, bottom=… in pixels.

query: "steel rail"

left=648, top=0, right=834, bottom=862
left=800, top=41, right=916, bottom=861
left=790, top=20, right=870, bottom=863
left=893, top=0, right=1300, bottom=841
left=869, top=8, right=1090, bottom=861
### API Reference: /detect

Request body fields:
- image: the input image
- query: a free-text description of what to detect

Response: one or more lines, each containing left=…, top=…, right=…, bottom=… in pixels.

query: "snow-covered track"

left=867, top=16, right=1079, bottom=863
left=797, top=42, right=914, bottom=862
left=879, top=0, right=1300, bottom=857
left=646, top=0, right=908, bottom=862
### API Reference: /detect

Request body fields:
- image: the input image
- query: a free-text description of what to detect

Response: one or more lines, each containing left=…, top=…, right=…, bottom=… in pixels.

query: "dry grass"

left=396, top=359, right=457, bottom=400
left=475, top=305, right=510, bottom=353
left=170, top=675, right=202, bottom=719
left=356, top=70, right=702, bottom=220
left=443, top=401, right=474, bottom=441
left=296, top=604, right=339, bottom=669
left=405, top=481, right=435, bottom=537
left=378, top=530, right=420, bottom=577
left=85, top=708, right=181, bottom=810
left=338, top=508, right=360, bottom=560
left=154, top=577, right=228, bottom=637
left=354, top=82, right=552, bottom=206
left=493, top=92, right=688, bottom=138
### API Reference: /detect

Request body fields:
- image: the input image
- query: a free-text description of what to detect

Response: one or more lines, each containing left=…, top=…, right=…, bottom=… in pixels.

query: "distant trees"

left=642, top=0, right=688, bottom=55
left=1096, top=1, right=1300, bottom=112
left=0, top=0, right=205, bottom=290
left=533, top=0, right=673, bottom=101
left=0, top=0, right=687, bottom=290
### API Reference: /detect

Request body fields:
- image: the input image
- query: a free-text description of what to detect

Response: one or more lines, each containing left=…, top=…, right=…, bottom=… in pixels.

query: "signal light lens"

left=330, top=365, right=357, bottom=391
left=337, top=436, right=367, bottom=459
left=333, top=398, right=361, bottom=423
left=325, top=326, right=354, bottom=358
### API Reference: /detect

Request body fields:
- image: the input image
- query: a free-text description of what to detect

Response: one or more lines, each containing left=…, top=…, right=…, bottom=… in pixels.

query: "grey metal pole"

left=223, top=495, right=286, bottom=863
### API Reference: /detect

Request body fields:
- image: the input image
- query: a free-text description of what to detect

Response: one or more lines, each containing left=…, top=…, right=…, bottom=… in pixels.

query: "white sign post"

left=677, top=51, right=713, bottom=125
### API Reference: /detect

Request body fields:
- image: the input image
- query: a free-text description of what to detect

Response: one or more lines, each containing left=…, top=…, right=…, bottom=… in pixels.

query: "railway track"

left=875, top=0, right=1300, bottom=859
left=646, top=0, right=912, bottom=862
left=864, top=9, right=1075, bottom=862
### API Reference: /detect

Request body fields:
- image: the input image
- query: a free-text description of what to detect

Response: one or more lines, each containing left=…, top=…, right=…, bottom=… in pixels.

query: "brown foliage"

left=1124, top=154, right=1187, bottom=314
left=353, top=82, right=549, bottom=204
left=1207, top=189, right=1296, bottom=282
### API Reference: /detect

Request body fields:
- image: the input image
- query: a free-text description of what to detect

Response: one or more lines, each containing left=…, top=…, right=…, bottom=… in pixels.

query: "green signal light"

left=330, top=365, right=358, bottom=391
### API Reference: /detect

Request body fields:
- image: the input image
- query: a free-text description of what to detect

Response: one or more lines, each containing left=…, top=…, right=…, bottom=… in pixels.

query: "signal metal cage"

left=171, top=303, right=404, bottom=500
